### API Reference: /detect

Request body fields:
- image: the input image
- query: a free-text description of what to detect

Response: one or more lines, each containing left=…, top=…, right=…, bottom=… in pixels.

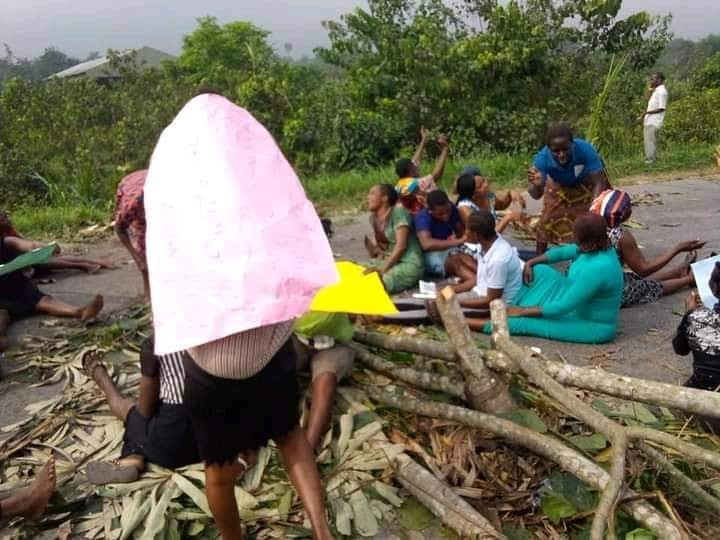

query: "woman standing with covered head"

left=144, top=93, right=337, bottom=539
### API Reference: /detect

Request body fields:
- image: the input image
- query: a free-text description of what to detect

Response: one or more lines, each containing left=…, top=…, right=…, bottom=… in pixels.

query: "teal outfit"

left=485, top=244, right=623, bottom=344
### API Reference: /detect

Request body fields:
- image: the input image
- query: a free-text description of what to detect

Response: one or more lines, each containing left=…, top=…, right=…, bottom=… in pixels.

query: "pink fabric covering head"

left=144, top=94, right=338, bottom=354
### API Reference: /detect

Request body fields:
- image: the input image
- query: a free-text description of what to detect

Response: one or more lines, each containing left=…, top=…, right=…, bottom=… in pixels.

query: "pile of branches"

left=352, top=289, right=720, bottom=539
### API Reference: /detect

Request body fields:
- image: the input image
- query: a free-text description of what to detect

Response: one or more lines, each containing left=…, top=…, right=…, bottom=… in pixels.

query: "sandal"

left=80, top=349, right=105, bottom=380
left=86, top=460, right=140, bottom=485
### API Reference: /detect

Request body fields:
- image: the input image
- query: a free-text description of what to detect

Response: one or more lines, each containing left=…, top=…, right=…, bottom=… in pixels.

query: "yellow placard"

left=309, top=261, right=398, bottom=315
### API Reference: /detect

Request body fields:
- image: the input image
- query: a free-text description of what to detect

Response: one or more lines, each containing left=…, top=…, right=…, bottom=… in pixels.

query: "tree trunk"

left=435, top=288, right=516, bottom=413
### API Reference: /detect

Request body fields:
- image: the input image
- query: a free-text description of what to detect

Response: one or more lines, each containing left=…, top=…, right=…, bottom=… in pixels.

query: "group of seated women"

left=364, top=126, right=709, bottom=349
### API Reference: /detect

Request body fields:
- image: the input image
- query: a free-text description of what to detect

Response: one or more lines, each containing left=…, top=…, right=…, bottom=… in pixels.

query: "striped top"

left=158, top=352, right=186, bottom=405
left=188, top=321, right=294, bottom=379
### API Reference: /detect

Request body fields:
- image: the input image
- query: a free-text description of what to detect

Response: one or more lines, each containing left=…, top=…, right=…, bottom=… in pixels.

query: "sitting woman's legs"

left=445, top=254, right=477, bottom=293
left=35, top=294, right=103, bottom=321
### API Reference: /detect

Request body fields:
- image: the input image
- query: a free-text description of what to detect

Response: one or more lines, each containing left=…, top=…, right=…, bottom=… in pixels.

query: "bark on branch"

left=350, top=343, right=465, bottom=399
left=362, top=385, right=681, bottom=540
left=435, top=288, right=516, bottom=413
left=490, top=300, right=628, bottom=540
left=354, top=331, right=720, bottom=420
left=637, top=441, right=720, bottom=515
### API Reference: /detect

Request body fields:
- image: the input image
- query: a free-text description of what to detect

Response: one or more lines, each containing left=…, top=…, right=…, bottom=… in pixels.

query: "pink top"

left=114, top=169, right=148, bottom=259
left=144, top=94, right=338, bottom=355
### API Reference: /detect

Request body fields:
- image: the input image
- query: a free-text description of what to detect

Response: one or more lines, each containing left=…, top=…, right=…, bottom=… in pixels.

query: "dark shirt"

left=673, top=306, right=720, bottom=390
left=414, top=205, right=461, bottom=240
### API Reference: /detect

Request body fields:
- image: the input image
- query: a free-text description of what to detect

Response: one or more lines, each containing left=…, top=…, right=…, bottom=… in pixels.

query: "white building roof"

left=50, top=47, right=176, bottom=79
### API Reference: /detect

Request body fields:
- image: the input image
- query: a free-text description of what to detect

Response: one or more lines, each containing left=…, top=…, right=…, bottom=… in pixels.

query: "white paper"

left=691, top=255, right=720, bottom=309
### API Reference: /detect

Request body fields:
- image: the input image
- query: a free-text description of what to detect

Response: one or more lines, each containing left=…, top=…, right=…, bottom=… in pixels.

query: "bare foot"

left=81, top=350, right=105, bottom=382
left=83, top=263, right=102, bottom=274
left=677, top=251, right=698, bottom=277
left=80, top=295, right=103, bottom=322
left=22, top=459, right=56, bottom=520
left=97, top=259, right=114, bottom=270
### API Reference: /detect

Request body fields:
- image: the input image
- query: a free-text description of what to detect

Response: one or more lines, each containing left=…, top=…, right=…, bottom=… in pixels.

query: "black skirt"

left=121, top=403, right=200, bottom=469
left=0, top=278, right=45, bottom=317
left=183, top=338, right=300, bottom=465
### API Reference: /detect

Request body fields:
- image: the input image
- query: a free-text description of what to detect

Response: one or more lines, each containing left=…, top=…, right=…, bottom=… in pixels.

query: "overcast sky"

left=1, top=0, right=718, bottom=60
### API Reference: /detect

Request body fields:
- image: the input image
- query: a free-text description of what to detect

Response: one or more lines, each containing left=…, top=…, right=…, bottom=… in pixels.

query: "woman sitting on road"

left=365, top=183, right=424, bottom=294
left=590, top=189, right=704, bottom=308
left=0, top=233, right=104, bottom=350
left=462, top=214, right=624, bottom=344
left=0, top=212, right=112, bottom=275
left=445, top=170, right=527, bottom=287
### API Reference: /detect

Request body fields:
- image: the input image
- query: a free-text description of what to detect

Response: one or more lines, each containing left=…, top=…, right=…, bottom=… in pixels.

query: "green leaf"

left=542, top=472, right=596, bottom=512
left=568, top=433, right=608, bottom=451
left=172, top=473, right=211, bottom=516
left=141, top=483, right=179, bottom=540
left=186, top=522, right=206, bottom=536
left=629, top=403, right=659, bottom=424
left=349, top=490, right=379, bottom=537
left=625, top=528, right=656, bottom=540
left=353, top=410, right=380, bottom=430
left=499, top=409, right=547, bottom=433
left=117, top=318, right=141, bottom=331
left=540, top=494, right=578, bottom=523
left=397, top=497, right=434, bottom=531
left=503, top=523, right=531, bottom=540
left=278, top=489, right=293, bottom=521
left=119, top=491, right=153, bottom=540
left=388, top=350, right=414, bottom=364
left=710, top=482, right=720, bottom=497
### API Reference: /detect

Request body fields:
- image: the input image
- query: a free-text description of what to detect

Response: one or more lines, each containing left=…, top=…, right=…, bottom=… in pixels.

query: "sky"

left=1, top=0, right=718, bottom=61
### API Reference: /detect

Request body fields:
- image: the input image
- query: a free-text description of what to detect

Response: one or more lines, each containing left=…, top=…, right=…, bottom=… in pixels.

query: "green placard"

left=0, top=243, right=57, bottom=278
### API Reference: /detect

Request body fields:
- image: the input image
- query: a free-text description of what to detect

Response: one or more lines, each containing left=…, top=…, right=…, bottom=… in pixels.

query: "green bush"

left=664, top=87, right=720, bottom=144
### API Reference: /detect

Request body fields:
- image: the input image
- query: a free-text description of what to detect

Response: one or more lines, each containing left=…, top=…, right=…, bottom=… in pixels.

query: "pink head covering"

left=144, top=94, right=338, bottom=354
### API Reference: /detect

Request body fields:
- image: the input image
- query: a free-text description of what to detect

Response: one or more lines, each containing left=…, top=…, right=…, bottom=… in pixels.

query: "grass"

left=10, top=142, right=718, bottom=240
left=306, top=142, right=719, bottom=215
left=10, top=204, right=109, bottom=240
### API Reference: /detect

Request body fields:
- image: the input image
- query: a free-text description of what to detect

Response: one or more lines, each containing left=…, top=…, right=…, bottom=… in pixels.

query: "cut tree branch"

left=490, top=300, right=628, bottom=540
left=353, top=331, right=720, bottom=419
left=362, top=384, right=681, bottom=540
left=436, top=288, right=516, bottom=413
left=637, top=441, right=720, bottom=515
left=350, top=343, right=465, bottom=399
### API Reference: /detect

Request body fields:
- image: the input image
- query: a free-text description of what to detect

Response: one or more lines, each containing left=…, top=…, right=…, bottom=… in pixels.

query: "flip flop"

left=86, top=461, right=140, bottom=485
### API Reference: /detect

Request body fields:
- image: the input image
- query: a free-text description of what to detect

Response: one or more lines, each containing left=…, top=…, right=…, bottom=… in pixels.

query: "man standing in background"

left=643, top=72, right=668, bottom=164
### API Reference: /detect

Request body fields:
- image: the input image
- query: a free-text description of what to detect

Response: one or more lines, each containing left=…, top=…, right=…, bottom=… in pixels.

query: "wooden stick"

left=490, top=300, right=628, bottom=540
left=353, top=329, right=456, bottom=361
left=435, top=288, right=516, bottom=413
left=637, top=441, right=720, bottom=515
left=350, top=343, right=465, bottom=399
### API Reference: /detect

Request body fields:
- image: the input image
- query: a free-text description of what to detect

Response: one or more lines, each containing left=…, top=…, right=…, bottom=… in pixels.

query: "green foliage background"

left=0, top=0, right=719, bottom=220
